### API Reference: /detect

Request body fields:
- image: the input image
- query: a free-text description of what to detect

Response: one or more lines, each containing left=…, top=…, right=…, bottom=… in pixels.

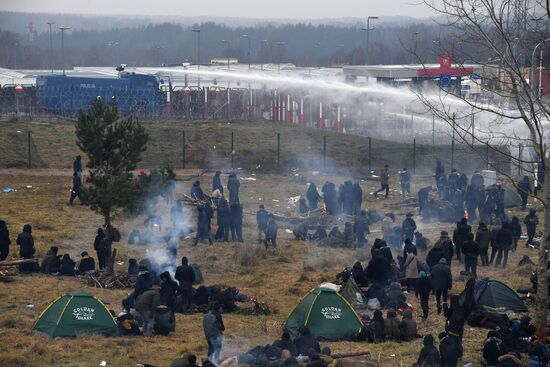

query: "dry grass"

left=0, top=126, right=543, bottom=366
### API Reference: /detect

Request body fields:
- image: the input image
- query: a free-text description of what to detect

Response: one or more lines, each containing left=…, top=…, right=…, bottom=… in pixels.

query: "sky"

left=0, top=0, right=435, bottom=19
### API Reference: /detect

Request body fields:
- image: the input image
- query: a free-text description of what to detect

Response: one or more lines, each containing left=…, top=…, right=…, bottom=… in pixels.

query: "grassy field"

left=0, top=119, right=509, bottom=174
left=0, top=162, right=542, bottom=367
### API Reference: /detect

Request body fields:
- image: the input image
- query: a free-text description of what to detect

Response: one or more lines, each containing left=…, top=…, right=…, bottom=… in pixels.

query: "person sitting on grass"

left=384, top=308, right=401, bottom=340
left=400, top=309, right=418, bottom=341
left=77, top=251, right=95, bottom=274
left=415, top=334, right=440, bottom=367
left=40, top=246, right=60, bottom=274
left=59, top=253, right=76, bottom=276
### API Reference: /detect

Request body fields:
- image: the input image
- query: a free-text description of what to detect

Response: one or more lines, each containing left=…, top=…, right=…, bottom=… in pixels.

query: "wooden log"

left=331, top=350, right=370, bottom=359
left=0, top=259, right=38, bottom=267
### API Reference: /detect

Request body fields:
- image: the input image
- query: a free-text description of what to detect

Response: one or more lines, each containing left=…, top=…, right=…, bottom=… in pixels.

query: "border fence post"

left=28, top=131, right=31, bottom=169
left=277, top=133, right=280, bottom=168
left=231, top=130, right=234, bottom=169
left=182, top=130, right=186, bottom=169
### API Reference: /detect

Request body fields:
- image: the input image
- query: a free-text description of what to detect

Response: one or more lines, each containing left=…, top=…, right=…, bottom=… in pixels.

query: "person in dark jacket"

left=175, top=257, right=195, bottom=311
left=464, top=185, right=478, bottom=223
left=0, top=220, right=11, bottom=261
left=136, top=285, right=162, bottom=337
left=496, top=352, right=523, bottom=367
left=69, top=172, right=82, bottom=205
left=311, top=226, right=327, bottom=241
left=273, top=332, right=298, bottom=356
left=293, top=222, right=310, bottom=241
left=256, top=204, right=269, bottom=243
left=230, top=203, right=244, bottom=242
left=494, top=182, right=506, bottom=221
left=366, top=249, right=392, bottom=285
left=517, top=175, right=532, bottom=210
left=298, top=197, right=309, bottom=214
left=483, top=330, right=506, bottom=366
left=264, top=214, right=278, bottom=249
left=416, top=334, right=440, bottom=367
left=41, top=246, right=60, bottom=274
left=432, top=231, right=454, bottom=267
left=160, top=271, right=179, bottom=311
left=59, top=253, right=75, bottom=276
left=374, top=165, right=390, bottom=198
left=352, top=182, right=363, bottom=215
left=353, top=210, right=370, bottom=246
left=93, top=227, right=107, bottom=270
left=133, top=266, right=152, bottom=303
left=476, top=222, right=492, bottom=266
left=73, top=155, right=82, bottom=174
left=128, top=258, right=139, bottom=276
left=306, top=182, right=322, bottom=210
left=400, top=168, right=411, bottom=197
left=415, top=232, right=428, bottom=253
left=444, top=295, right=465, bottom=359
left=384, top=308, right=401, bottom=340
left=17, top=224, right=35, bottom=273
left=78, top=251, right=95, bottom=274
left=510, top=216, right=521, bottom=251
left=426, top=242, right=446, bottom=270
left=401, top=213, right=417, bottom=243
left=370, top=309, right=385, bottom=342
left=342, top=222, right=355, bottom=242
left=351, top=261, right=368, bottom=287
left=328, top=226, right=342, bottom=239
left=294, top=326, right=320, bottom=356
left=418, top=185, right=432, bottom=215
left=471, top=170, right=484, bottom=190
left=430, top=258, right=452, bottom=314
left=321, top=182, right=339, bottom=215
left=212, top=171, right=223, bottom=194
left=435, top=161, right=445, bottom=184
left=495, top=221, right=513, bottom=268
left=227, top=172, right=240, bottom=204
left=416, top=271, right=432, bottom=318
left=215, top=198, right=231, bottom=242
left=386, top=282, right=407, bottom=309
left=194, top=205, right=213, bottom=246
left=191, top=181, right=205, bottom=201
left=400, top=309, right=417, bottom=340
left=524, top=209, right=539, bottom=246
left=439, top=331, right=459, bottom=367
left=453, top=218, right=471, bottom=263
left=461, top=233, right=479, bottom=277
left=154, top=304, right=176, bottom=335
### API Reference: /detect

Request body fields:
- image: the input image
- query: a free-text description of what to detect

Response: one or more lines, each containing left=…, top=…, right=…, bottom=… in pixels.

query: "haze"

left=1, top=0, right=435, bottom=19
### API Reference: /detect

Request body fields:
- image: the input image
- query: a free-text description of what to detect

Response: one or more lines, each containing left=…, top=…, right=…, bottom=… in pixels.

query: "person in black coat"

left=353, top=210, right=370, bottom=246
left=273, top=332, right=298, bottom=356
left=69, top=172, right=82, bottom=205
left=128, top=258, right=138, bottom=276
left=59, top=253, right=75, bottom=276
left=215, top=198, right=231, bottom=242
left=439, top=331, right=459, bottom=367
left=264, top=214, right=278, bottom=249
left=524, top=209, right=539, bottom=246
left=483, top=330, right=506, bottom=366
left=385, top=282, right=407, bottom=309
left=426, top=242, right=446, bottom=270
left=366, top=249, right=392, bottom=285
left=321, top=182, right=338, bottom=215
left=495, top=221, right=513, bottom=268
left=0, top=220, right=11, bottom=261
left=93, top=227, right=107, bottom=270
left=256, top=204, right=269, bottom=243
left=191, top=181, right=205, bottom=201
left=17, top=224, right=35, bottom=273
left=510, top=216, right=521, bottom=251
left=351, top=261, right=368, bottom=287
left=230, top=203, right=244, bottom=243
left=227, top=173, right=240, bottom=204
left=444, top=295, right=465, bottom=360
left=464, top=185, right=478, bottom=223
left=416, top=271, right=432, bottom=318
left=461, top=232, right=479, bottom=277
left=401, top=213, right=417, bottom=243
left=517, top=175, right=532, bottom=210
left=418, top=185, right=432, bottom=215
left=371, top=309, right=385, bottom=342
left=430, top=258, right=452, bottom=314
left=212, top=171, right=223, bottom=194
left=78, top=251, right=95, bottom=274
left=175, top=257, right=195, bottom=311
left=160, top=271, right=179, bottom=311
left=194, top=205, right=213, bottom=246
left=435, top=161, right=445, bottom=184
left=294, top=326, right=320, bottom=356
left=453, top=218, right=471, bottom=263
left=298, top=198, right=309, bottom=214
left=306, top=182, right=322, bottom=210
left=416, top=334, right=441, bottom=367
left=352, top=182, right=363, bottom=215
left=73, top=155, right=82, bottom=174
left=415, top=232, right=428, bottom=253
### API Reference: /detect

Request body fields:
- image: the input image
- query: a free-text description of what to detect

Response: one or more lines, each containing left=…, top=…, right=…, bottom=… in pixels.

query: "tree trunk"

left=536, top=166, right=550, bottom=329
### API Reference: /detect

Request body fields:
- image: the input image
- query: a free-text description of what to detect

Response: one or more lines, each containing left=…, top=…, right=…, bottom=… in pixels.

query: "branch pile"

left=84, top=271, right=136, bottom=289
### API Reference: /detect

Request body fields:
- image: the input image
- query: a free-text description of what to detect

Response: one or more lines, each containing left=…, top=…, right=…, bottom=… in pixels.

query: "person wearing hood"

left=415, top=232, right=428, bottom=253
left=461, top=232, right=479, bottom=277
left=370, top=309, right=385, bottom=342
left=135, top=284, right=162, bottom=337
left=17, top=224, right=35, bottom=273
left=517, top=175, right=532, bottom=210
left=444, top=295, right=465, bottom=360
left=0, top=220, right=10, bottom=261
left=352, top=182, right=363, bottom=216
left=400, top=168, right=411, bottom=197
left=495, top=221, right=513, bottom=268
left=403, top=245, right=419, bottom=291
left=78, top=251, right=95, bottom=274
left=366, top=249, right=392, bottom=285
left=175, top=257, right=195, bottom=311
left=93, top=227, right=107, bottom=270
left=400, top=309, right=417, bottom=341
left=524, top=209, right=539, bottom=246
left=194, top=205, right=214, bottom=246
left=510, top=216, right=522, bottom=251
left=264, top=214, right=278, bottom=249
left=483, top=330, right=506, bottom=366
left=321, top=182, right=339, bottom=215
left=430, top=258, right=452, bottom=314
left=230, top=203, right=244, bottom=243
left=401, top=213, right=417, bottom=244
left=386, top=282, right=407, bottom=309
left=342, top=222, right=356, bottom=242
left=128, top=258, right=139, bottom=276
left=453, top=218, right=471, bottom=263
left=41, top=246, right=60, bottom=274
left=353, top=210, right=370, bottom=246
left=154, top=304, right=176, bottom=335
left=160, top=271, right=179, bottom=311
left=133, top=265, right=153, bottom=302
left=416, top=334, right=440, bottom=367
left=351, top=261, right=368, bottom=287
left=426, top=241, right=446, bottom=270
left=439, top=331, right=459, bottom=367
left=476, top=222, right=492, bottom=266
left=306, top=182, right=322, bottom=210
left=298, top=197, right=310, bottom=214
left=416, top=271, right=432, bottom=319
left=227, top=172, right=240, bottom=205
left=384, top=308, right=401, bottom=340
left=190, top=181, right=205, bottom=201
left=216, top=198, right=231, bottom=242
left=59, top=253, right=75, bottom=276
left=212, top=171, right=224, bottom=194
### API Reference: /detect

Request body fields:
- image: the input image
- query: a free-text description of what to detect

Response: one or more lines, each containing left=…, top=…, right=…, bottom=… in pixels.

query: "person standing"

left=227, top=173, right=240, bottom=204
left=374, top=165, right=390, bottom=198
left=523, top=209, right=539, bottom=246
left=212, top=171, right=223, bottom=194
left=416, top=271, right=432, bottom=319
left=430, top=258, right=452, bottom=314
left=73, top=155, right=82, bottom=175
left=354, top=210, right=370, bottom=246
left=256, top=205, right=269, bottom=244
left=263, top=214, right=278, bottom=249
left=475, top=222, right=491, bottom=266
left=306, top=182, right=322, bottom=210
left=93, top=227, right=107, bottom=270
left=401, top=213, right=417, bottom=243
left=135, top=284, right=161, bottom=337
left=464, top=185, right=478, bottom=223
left=194, top=205, right=213, bottom=246
left=69, top=172, right=82, bottom=205
left=400, top=168, right=411, bottom=198
left=352, top=182, right=363, bottom=215
left=453, top=218, right=471, bottom=263
left=0, top=220, right=11, bottom=261
left=404, top=249, right=418, bottom=291
left=495, top=221, right=513, bottom=268
left=175, top=257, right=196, bottom=311
left=230, top=203, right=244, bottom=243
left=16, top=224, right=35, bottom=273
left=510, top=216, right=521, bottom=252
left=215, top=198, right=230, bottom=242
left=435, top=161, right=445, bottom=184
left=517, top=175, right=532, bottom=210
left=461, top=233, right=479, bottom=277
left=203, top=302, right=225, bottom=364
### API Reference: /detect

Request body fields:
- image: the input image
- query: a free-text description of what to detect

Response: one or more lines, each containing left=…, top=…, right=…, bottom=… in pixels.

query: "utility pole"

left=361, top=16, right=378, bottom=65
left=222, top=40, right=230, bottom=71
left=47, top=22, right=55, bottom=73
left=242, top=34, right=251, bottom=70
left=191, top=28, right=201, bottom=87
left=59, top=26, right=71, bottom=76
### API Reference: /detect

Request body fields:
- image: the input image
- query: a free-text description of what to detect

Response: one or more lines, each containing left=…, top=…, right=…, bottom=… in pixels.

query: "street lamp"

left=531, top=38, right=550, bottom=97
left=361, top=16, right=378, bottom=65
left=241, top=34, right=251, bottom=70
left=221, top=40, right=230, bottom=71
left=47, top=22, right=55, bottom=73
left=261, top=40, right=269, bottom=71
left=59, top=26, right=71, bottom=76
left=191, top=28, right=201, bottom=87
left=276, top=41, right=285, bottom=75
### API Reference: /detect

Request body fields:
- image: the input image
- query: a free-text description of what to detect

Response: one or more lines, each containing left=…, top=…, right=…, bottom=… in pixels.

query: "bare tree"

left=420, top=0, right=550, bottom=328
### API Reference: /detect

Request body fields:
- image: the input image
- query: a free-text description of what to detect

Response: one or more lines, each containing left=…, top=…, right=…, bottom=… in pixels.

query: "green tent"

left=33, top=291, right=117, bottom=337
left=285, top=287, right=363, bottom=340
left=340, top=278, right=367, bottom=310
